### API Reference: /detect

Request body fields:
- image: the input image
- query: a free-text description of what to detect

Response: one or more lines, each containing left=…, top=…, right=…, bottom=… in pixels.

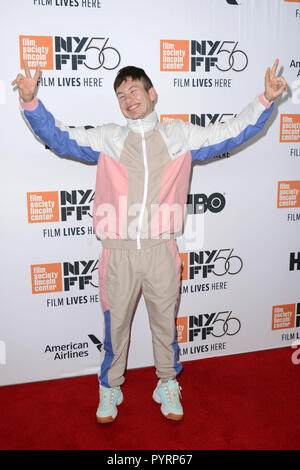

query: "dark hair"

left=114, top=66, right=154, bottom=92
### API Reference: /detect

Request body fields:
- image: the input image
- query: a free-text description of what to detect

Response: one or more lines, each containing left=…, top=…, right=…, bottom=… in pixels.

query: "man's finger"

left=274, top=77, right=288, bottom=97
left=24, top=60, right=32, bottom=79
left=277, top=77, right=288, bottom=92
left=270, top=58, right=279, bottom=79
left=11, top=73, right=25, bottom=86
left=33, top=65, right=41, bottom=82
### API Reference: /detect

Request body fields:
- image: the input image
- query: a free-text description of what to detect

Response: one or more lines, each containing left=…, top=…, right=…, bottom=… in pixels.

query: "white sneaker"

left=96, top=384, right=123, bottom=424
left=153, top=379, right=183, bottom=421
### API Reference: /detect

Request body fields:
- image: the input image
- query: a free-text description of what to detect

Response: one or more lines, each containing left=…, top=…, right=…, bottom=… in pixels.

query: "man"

left=12, top=60, right=287, bottom=423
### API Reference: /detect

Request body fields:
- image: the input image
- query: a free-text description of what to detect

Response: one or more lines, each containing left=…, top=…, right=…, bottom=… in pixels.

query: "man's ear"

left=149, top=87, right=158, bottom=103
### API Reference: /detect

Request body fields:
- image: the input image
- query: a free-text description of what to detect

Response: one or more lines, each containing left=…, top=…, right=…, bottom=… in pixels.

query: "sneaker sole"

left=96, top=414, right=116, bottom=424
left=152, top=391, right=183, bottom=421
left=96, top=392, right=123, bottom=424
left=165, top=412, right=183, bottom=421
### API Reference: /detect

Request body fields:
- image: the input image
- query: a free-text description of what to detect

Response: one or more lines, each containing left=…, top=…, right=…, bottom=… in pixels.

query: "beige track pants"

left=98, top=238, right=182, bottom=388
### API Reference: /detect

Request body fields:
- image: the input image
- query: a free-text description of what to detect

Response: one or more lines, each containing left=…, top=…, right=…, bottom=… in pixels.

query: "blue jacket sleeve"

left=182, top=94, right=274, bottom=162
left=21, top=97, right=101, bottom=163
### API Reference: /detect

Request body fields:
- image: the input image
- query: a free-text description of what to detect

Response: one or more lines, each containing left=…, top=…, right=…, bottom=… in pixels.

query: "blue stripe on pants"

left=99, top=309, right=114, bottom=388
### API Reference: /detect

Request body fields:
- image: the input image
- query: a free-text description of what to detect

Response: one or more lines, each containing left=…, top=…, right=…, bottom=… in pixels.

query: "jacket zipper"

left=137, top=120, right=148, bottom=250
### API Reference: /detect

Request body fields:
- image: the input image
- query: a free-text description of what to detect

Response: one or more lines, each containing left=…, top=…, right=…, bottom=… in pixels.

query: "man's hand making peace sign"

left=11, top=60, right=41, bottom=103
left=264, top=58, right=287, bottom=102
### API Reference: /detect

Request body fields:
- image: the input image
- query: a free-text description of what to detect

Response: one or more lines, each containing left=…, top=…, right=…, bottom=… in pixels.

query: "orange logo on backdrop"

left=272, top=304, right=296, bottom=330
left=179, top=253, right=188, bottom=281
left=160, top=114, right=189, bottom=123
left=176, top=317, right=188, bottom=343
left=284, top=0, right=300, bottom=2
left=280, top=115, right=300, bottom=143
left=19, top=36, right=54, bottom=69
left=160, top=40, right=189, bottom=71
left=31, top=263, right=62, bottom=294
left=277, top=181, right=300, bottom=208
left=27, top=191, right=60, bottom=223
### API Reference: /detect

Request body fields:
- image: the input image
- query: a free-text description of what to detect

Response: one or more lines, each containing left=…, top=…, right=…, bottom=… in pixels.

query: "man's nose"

left=124, top=94, right=132, bottom=105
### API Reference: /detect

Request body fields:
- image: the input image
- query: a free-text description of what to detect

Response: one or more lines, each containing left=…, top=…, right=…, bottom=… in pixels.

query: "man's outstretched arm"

left=184, top=59, right=287, bottom=162
left=12, top=61, right=101, bottom=163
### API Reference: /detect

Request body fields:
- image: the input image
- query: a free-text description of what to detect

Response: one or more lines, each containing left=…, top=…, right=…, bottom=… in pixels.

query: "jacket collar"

left=126, top=111, right=158, bottom=133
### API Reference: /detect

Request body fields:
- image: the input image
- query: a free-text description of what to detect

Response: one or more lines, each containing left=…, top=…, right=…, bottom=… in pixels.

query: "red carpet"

left=0, top=346, right=299, bottom=450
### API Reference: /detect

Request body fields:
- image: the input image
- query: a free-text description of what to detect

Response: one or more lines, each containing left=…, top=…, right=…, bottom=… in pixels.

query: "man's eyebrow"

left=116, top=86, right=137, bottom=96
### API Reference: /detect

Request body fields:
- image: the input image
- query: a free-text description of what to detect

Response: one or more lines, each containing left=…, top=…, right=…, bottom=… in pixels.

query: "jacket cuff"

left=19, top=96, right=39, bottom=111
left=259, top=93, right=273, bottom=108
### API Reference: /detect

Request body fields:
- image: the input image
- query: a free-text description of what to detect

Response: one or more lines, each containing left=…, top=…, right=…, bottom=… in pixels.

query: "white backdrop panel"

left=0, top=0, right=299, bottom=385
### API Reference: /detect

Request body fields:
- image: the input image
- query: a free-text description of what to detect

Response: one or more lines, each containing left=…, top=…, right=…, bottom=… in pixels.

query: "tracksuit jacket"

left=21, top=93, right=273, bottom=387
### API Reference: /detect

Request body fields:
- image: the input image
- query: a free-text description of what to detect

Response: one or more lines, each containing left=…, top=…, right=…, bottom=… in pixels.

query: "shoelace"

left=163, top=382, right=182, bottom=406
left=99, top=387, right=115, bottom=410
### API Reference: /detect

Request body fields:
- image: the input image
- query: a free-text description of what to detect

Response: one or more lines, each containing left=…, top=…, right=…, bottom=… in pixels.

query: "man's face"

left=116, top=77, right=157, bottom=120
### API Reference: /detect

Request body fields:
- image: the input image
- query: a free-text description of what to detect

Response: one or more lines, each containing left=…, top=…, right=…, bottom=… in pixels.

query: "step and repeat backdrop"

left=0, top=0, right=299, bottom=385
